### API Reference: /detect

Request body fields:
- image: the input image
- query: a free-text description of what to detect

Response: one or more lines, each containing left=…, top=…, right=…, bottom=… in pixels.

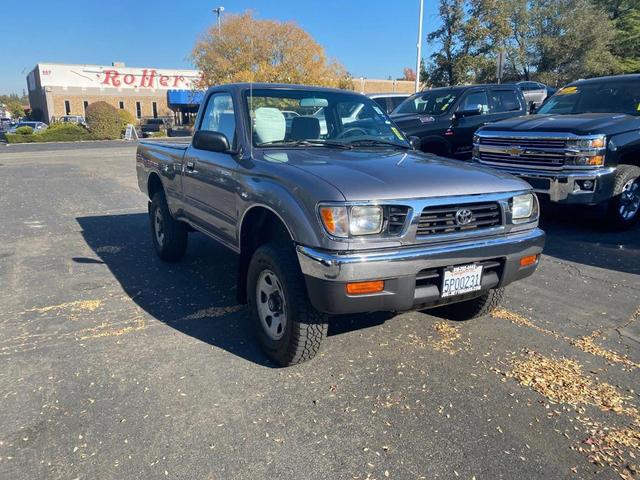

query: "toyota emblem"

left=455, top=208, right=474, bottom=225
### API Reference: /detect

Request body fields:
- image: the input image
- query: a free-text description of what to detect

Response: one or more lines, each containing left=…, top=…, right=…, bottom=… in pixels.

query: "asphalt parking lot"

left=0, top=142, right=638, bottom=480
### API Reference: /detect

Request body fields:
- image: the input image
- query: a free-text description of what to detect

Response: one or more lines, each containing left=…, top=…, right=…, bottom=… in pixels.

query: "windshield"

left=246, top=88, right=410, bottom=149
left=393, top=89, right=459, bottom=115
left=538, top=81, right=640, bottom=116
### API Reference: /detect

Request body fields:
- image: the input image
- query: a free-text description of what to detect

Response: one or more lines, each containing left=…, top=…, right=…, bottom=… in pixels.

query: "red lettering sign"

left=140, top=69, right=157, bottom=88
left=173, top=75, right=185, bottom=87
left=102, top=69, right=121, bottom=87
left=123, top=74, right=135, bottom=86
left=159, top=75, right=169, bottom=87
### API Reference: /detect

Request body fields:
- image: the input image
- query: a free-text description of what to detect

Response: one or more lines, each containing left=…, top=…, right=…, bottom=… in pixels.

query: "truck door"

left=450, top=89, right=491, bottom=158
left=488, top=87, right=526, bottom=122
left=181, top=92, right=239, bottom=245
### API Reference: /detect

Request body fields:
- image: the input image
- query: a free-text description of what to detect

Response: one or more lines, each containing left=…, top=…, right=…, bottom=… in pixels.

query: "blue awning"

left=167, top=90, right=205, bottom=108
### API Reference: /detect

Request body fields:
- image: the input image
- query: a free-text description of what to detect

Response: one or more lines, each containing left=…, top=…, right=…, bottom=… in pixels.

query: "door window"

left=490, top=89, right=522, bottom=112
left=200, top=93, right=236, bottom=144
left=459, top=91, right=489, bottom=114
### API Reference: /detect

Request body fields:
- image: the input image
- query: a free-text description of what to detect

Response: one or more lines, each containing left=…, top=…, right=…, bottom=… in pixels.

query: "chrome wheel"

left=154, top=208, right=165, bottom=247
left=619, top=177, right=640, bottom=221
left=256, top=269, right=287, bottom=341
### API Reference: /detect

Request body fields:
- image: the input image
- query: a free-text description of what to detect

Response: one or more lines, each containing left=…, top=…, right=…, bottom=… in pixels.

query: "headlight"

left=512, top=193, right=535, bottom=220
left=319, top=205, right=383, bottom=237
left=566, top=136, right=606, bottom=166
left=350, top=205, right=383, bottom=235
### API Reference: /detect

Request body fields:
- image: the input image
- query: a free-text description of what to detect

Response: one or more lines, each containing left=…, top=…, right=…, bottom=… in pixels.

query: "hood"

left=257, top=148, right=529, bottom=201
left=391, top=112, right=447, bottom=131
left=482, top=113, right=639, bottom=136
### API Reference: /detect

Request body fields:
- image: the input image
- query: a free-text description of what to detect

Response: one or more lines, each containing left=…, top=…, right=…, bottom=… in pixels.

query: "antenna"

left=249, top=35, right=254, bottom=160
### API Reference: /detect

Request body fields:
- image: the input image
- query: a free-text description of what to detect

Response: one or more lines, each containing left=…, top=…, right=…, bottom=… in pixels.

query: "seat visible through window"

left=289, top=116, right=320, bottom=140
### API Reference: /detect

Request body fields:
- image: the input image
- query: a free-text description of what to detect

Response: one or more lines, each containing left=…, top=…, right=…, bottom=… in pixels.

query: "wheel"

left=247, top=243, right=328, bottom=366
left=434, top=288, right=504, bottom=321
left=149, top=191, right=188, bottom=261
left=606, top=165, right=640, bottom=230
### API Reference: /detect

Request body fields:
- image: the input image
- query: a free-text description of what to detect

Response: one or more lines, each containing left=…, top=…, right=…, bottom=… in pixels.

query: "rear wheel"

left=606, top=165, right=640, bottom=230
left=149, top=192, right=188, bottom=261
left=434, top=288, right=504, bottom=321
left=247, top=243, right=327, bottom=366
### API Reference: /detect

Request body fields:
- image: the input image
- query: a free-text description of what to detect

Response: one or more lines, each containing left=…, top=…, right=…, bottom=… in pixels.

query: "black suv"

left=391, top=84, right=527, bottom=159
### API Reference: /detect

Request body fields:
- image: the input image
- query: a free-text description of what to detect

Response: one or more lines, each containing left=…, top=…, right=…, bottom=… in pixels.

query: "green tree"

left=0, top=94, right=26, bottom=119
left=594, top=0, right=640, bottom=72
left=533, top=0, right=618, bottom=86
left=425, top=0, right=474, bottom=86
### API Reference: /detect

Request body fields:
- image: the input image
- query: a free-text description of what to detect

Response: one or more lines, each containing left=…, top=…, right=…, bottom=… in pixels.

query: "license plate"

left=441, top=264, right=483, bottom=298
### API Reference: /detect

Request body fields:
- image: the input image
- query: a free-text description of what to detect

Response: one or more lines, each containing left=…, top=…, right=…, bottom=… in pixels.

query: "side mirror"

left=454, top=106, right=482, bottom=119
left=528, top=101, right=537, bottom=115
left=193, top=130, right=231, bottom=153
left=409, top=136, right=421, bottom=150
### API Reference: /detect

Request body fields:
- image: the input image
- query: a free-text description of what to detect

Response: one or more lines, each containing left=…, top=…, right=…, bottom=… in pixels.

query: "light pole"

left=415, top=0, right=424, bottom=92
left=213, top=6, right=224, bottom=36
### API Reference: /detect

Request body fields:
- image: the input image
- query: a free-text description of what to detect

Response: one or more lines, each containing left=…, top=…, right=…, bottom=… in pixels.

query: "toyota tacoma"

left=136, top=83, right=545, bottom=366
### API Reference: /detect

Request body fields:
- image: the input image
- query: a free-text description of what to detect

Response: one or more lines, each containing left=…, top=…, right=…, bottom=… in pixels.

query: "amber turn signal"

left=346, top=280, right=384, bottom=295
left=520, top=254, right=539, bottom=267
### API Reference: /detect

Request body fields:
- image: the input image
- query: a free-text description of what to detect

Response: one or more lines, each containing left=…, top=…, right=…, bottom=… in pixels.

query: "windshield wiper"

left=257, top=139, right=352, bottom=149
left=347, top=139, right=411, bottom=150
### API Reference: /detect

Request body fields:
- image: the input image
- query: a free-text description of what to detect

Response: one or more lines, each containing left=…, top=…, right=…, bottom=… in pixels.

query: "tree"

left=0, top=94, right=26, bottom=119
left=594, top=0, right=640, bottom=72
left=533, top=0, right=618, bottom=86
left=401, top=67, right=416, bottom=81
left=192, top=11, right=352, bottom=89
left=425, top=0, right=473, bottom=86
left=85, top=102, right=122, bottom=140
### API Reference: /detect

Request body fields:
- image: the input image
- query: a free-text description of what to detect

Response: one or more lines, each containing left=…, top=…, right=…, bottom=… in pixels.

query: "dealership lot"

left=0, top=143, right=638, bottom=479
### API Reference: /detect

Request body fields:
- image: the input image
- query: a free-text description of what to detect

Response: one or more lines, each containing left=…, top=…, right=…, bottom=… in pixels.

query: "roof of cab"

left=569, top=73, right=640, bottom=86
left=206, top=83, right=359, bottom=95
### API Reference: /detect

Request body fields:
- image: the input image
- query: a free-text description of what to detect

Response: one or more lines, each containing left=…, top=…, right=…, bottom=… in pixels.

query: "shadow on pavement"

left=75, top=213, right=389, bottom=367
left=539, top=203, right=640, bottom=275
left=76, top=213, right=276, bottom=367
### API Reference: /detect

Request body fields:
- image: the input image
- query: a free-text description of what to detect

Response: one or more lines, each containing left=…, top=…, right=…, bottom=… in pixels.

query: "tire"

left=606, top=165, right=640, bottom=230
left=149, top=192, right=188, bottom=261
left=435, top=288, right=504, bottom=321
left=247, top=243, right=328, bottom=366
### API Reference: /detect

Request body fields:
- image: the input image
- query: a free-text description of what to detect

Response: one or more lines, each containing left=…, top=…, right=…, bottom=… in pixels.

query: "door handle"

left=185, top=161, right=196, bottom=171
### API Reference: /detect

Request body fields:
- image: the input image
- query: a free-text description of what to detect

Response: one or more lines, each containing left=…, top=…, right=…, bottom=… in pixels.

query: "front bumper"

left=297, top=228, right=545, bottom=314
left=478, top=165, right=616, bottom=204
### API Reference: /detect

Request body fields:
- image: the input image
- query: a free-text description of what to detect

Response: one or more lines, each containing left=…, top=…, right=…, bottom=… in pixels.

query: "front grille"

left=477, top=136, right=568, bottom=170
left=480, top=137, right=567, bottom=149
left=417, top=202, right=502, bottom=236
left=387, top=206, right=409, bottom=234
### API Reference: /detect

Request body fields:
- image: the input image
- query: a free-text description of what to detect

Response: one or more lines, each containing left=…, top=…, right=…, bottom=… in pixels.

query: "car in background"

left=0, top=118, right=11, bottom=131
left=473, top=73, right=640, bottom=229
left=391, top=84, right=527, bottom=159
left=515, top=81, right=551, bottom=109
left=58, top=115, right=87, bottom=127
left=8, top=121, right=48, bottom=133
left=141, top=118, right=172, bottom=137
left=368, top=93, right=410, bottom=114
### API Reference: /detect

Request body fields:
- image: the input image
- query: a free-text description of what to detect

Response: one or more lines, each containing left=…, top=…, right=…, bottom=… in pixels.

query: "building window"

left=152, top=102, right=158, bottom=119
left=64, top=100, right=71, bottom=115
left=135, top=101, right=141, bottom=119
left=119, top=101, right=124, bottom=109
left=83, top=101, right=89, bottom=114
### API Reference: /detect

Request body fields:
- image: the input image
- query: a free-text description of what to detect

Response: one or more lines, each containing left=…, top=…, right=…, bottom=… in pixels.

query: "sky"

left=0, top=0, right=440, bottom=95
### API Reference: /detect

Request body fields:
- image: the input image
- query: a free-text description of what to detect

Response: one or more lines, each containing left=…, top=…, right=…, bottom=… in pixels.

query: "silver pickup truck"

left=136, top=83, right=545, bottom=366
